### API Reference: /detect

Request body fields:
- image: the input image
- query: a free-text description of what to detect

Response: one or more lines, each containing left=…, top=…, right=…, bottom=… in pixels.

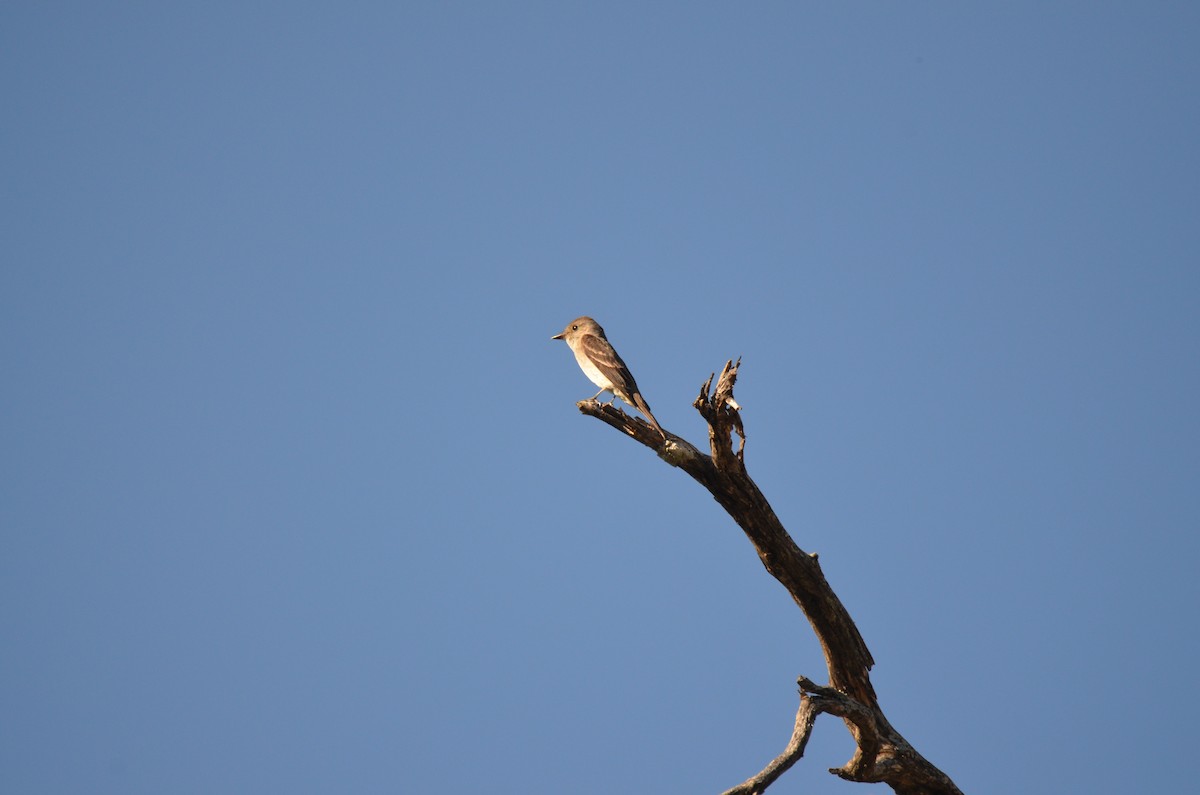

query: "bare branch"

left=720, top=690, right=819, bottom=795
left=569, top=360, right=964, bottom=795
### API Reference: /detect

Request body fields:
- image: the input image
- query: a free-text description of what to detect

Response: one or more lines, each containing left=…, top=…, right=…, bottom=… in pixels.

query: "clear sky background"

left=3, top=3, right=1198, bottom=793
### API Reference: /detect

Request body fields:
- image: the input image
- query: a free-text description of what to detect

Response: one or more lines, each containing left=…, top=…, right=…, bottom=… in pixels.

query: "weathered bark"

left=573, top=359, right=963, bottom=795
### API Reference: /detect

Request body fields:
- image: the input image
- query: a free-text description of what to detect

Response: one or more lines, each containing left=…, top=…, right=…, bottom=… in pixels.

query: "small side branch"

left=695, top=357, right=746, bottom=467
left=720, top=689, right=819, bottom=795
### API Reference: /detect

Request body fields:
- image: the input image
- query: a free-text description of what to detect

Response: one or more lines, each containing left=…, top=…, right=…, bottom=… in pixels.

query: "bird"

left=552, top=316, right=666, bottom=438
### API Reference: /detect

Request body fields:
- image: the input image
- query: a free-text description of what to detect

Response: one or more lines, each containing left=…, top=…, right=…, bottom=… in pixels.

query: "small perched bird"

left=552, top=316, right=666, bottom=438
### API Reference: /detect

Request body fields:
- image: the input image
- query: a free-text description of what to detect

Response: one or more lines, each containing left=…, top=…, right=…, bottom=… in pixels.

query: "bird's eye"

left=571, top=325, right=578, bottom=330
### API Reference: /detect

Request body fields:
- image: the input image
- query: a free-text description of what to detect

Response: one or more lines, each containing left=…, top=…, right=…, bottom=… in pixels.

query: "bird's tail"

left=633, top=393, right=667, bottom=439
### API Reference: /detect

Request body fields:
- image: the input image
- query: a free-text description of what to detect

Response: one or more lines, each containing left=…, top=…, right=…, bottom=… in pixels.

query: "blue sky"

left=3, top=3, right=1198, bottom=793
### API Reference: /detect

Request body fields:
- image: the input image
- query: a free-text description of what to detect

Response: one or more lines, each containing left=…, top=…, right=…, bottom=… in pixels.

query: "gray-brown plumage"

left=552, top=316, right=666, bottom=438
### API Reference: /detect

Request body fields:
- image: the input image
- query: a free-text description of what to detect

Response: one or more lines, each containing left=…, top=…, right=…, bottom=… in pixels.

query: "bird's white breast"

left=572, top=347, right=613, bottom=391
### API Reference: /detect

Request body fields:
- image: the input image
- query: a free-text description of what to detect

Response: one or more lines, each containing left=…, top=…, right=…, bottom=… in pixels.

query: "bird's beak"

left=551, top=332, right=565, bottom=340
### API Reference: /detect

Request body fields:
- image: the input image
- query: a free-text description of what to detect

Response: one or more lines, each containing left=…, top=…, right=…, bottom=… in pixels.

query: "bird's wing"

left=579, top=333, right=636, bottom=391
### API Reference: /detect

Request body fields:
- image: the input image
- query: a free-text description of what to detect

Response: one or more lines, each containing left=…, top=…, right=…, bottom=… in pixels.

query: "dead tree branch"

left=571, top=359, right=963, bottom=795
left=719, top=686, right=819, bottom=795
